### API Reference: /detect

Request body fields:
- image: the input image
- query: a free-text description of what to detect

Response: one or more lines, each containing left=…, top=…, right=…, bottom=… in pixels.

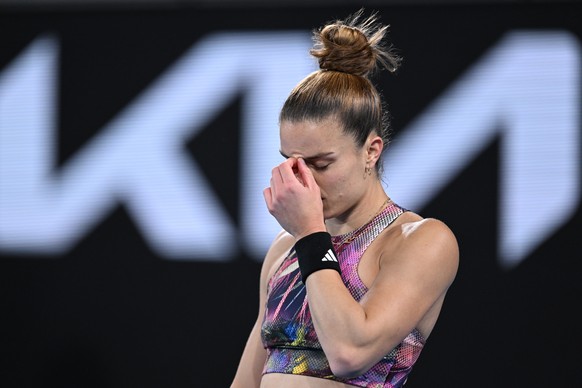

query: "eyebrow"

left=279, top=150, right=335, bottom=161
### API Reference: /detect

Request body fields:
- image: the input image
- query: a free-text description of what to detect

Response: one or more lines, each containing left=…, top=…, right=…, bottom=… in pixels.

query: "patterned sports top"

left=260, top=202, right=426, bottom=387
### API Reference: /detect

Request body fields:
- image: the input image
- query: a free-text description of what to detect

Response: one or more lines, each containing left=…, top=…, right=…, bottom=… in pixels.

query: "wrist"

left=295, top=232, right=341, bottom=283
left=294, top=224, right=327, bottom=242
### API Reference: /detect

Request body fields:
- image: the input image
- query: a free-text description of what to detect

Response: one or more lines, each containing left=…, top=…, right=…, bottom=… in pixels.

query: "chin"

left=322, top=199, right=342, bottom=221
left=322, top=205, right=337, bottom=221
left=322, top=204, right=332, bottom=220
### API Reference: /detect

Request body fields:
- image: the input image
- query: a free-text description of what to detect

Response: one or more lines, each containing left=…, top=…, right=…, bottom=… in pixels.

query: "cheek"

left=311, top=173, right=328, bottom=191
left=315, top=171, right=349, bottom=197
left=310, top=171, right=332, bottom=194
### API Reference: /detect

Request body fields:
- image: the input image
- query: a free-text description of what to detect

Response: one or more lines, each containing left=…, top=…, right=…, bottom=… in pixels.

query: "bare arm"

left=306, top=219, right=459, bottom=377
left=230, top=230, right=295, bottom=388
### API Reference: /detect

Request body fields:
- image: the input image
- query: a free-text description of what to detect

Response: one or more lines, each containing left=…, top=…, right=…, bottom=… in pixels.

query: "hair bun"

left=311, top=10, right=401, bottom=77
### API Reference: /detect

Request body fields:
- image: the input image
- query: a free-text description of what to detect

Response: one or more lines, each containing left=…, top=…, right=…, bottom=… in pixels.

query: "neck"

left=325, top=181, right=390, bottom=236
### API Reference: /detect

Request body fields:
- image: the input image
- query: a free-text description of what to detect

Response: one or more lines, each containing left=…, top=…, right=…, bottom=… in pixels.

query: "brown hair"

left=279, top=9, right=401, bottom=173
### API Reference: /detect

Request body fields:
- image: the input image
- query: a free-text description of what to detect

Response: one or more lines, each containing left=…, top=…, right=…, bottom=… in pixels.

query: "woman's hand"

left=263, top=158, right=326, bottom=240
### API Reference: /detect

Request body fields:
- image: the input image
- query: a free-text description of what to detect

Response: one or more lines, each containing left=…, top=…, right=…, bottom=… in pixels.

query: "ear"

left=365, top=134, right=384, bottom=169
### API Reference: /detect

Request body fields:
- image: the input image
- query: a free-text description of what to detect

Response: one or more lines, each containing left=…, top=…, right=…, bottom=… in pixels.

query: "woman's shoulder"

left=400, top=214, right=456, bottom=243
left=380, top=212, right=459, bottom=273
left=402, top=216, right=457, bottom=246
left=266, top=229, right=295, bottom=260
left=260, top=230, right=296, bottom=279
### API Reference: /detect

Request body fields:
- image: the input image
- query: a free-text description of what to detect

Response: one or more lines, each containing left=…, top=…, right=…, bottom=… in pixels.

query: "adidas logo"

left=322, top=249, right=338, bottom=262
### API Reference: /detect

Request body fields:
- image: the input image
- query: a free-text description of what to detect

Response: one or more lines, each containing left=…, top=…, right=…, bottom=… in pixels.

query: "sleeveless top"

left=260, top=202, right=426, bottom=388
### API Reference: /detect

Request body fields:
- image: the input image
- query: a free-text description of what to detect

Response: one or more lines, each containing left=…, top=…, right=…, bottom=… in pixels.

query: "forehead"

left=279, top=118, right=354, bottom=156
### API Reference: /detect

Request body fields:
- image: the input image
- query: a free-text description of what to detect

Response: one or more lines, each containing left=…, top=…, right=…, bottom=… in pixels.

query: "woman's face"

left=279, top=117, right=371, bottom=221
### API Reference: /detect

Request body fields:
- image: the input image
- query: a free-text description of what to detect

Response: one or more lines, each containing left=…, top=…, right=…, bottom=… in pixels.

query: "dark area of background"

left=1, top=2, right=581, bottom=387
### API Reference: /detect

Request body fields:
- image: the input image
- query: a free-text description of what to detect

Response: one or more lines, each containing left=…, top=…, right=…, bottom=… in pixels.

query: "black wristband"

left=295, top=232, right=341, bottom=283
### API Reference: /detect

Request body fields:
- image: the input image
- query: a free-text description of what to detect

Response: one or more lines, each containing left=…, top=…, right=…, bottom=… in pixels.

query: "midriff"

left=260, top=373, right=354, bottom=388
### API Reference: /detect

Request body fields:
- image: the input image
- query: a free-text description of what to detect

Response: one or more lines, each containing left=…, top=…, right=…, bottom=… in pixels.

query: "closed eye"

left=279, top=150, right=334, bottom=171
left=312, top=164, right=330, bottom=171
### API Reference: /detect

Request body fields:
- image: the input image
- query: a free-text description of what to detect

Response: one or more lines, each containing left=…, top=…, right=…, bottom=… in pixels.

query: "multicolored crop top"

left=260, top=202, right=426, bottom=387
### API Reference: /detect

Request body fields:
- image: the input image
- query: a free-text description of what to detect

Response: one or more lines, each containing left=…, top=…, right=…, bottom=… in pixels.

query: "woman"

left=231, top=10, right=459, bottom=388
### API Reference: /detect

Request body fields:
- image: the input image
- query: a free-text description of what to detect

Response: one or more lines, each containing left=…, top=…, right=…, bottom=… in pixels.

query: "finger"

left=269, top=176, right=277, bottom=198
left=263, top=187, right=273, bottom=210
left=277, top=157, right=299, bottom=183
left=271, top=165, right=283, bottom=184
left=296, top=158, right=316, bottom=188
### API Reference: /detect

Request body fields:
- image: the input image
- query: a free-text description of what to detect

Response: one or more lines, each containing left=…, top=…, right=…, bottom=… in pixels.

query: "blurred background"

left=1, top=0, right=581, bottom=387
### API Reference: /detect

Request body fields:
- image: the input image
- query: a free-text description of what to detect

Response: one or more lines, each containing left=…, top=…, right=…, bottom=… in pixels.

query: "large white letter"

left=383, top=31, right=580, bottom=268
left=0, top=32, right=313, bottom=261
